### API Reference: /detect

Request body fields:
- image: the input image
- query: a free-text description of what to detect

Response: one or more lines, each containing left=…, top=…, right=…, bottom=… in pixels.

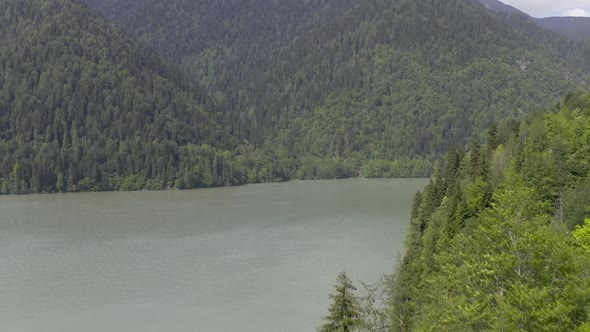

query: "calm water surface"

left=0, top=178, right=427, bottom=331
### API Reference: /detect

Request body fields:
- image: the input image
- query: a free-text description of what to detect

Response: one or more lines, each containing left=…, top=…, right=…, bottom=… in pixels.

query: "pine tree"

left=487, top=122, right=499, bottom=151
left=410, top=190, right=422, bottom=220
left=319, top=271, right=362, bottom=332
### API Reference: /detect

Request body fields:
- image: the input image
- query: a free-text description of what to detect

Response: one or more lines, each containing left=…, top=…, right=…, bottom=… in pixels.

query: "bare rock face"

left=516, top=56, right=529, bottom=71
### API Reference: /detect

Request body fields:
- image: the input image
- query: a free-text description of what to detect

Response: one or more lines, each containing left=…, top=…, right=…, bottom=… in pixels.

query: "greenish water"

left=0, top=178, right=427, bottom=331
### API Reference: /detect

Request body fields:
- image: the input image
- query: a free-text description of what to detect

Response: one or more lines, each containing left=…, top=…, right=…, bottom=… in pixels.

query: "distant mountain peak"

left=476, top=0, right=527, bottom=16
left=535, top=16, right=590, bottom=41
left=477, top=0, right=590, bottom=41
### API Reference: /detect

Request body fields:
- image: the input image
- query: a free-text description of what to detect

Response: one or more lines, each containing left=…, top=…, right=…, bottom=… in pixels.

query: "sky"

left=501, top=0, right=590, bottom=18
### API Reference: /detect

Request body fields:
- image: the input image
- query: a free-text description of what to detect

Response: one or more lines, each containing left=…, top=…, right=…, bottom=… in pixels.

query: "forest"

left=85, top=0, right=590, bottom=159
left=2, top=0, right=590, bottom=329
left=2, top=0, right=590, bottom=193
left=318, top=93, right=590, bottom=331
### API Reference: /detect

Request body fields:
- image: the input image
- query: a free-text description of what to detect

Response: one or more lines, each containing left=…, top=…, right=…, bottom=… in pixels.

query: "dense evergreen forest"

left=391, top=92, right=590, bottom=330
left=0, top=0, right=223, bottom=193
left=3, top=0, right=590, bottom=328
left=2, top=0, right=590, bottom=194
left=480, top=0, right=590, bottom=41
left=0, top=0, right=369, bottom=194
left=320, top=93, right=590, bottom=331
left=84, top=0, right=590, bottom=157
left=535, top=17, right=590, bottom=42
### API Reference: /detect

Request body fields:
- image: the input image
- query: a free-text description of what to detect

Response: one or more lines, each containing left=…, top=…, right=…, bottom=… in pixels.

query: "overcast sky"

left=502, top=0, right=590, bottom=18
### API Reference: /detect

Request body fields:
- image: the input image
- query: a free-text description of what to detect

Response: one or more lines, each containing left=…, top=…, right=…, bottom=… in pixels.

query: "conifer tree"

left=487, top=122, right=499, bottom=151
left=410, top=191, right=422, bottom=220
left=319, top=271, right=362, bottom=332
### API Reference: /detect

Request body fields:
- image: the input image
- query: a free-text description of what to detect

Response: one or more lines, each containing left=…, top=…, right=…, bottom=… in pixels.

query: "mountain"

left=81, top=0, right=357, bottom=91
left=0, top=0, right=238, bottom=193
left=84, top=0, right=588, bottom=159
left=3, top=0, right=590, bottom=193
left=0, top=0, right=364, bottom=194
left=536, top=17, right=590, bottom=41
left=388, top=93, right=590, bottom=331
left=261, top=0, right=588, bottom=160
left=476, top=0, right=526, bottom=15
left=475, top=0, right=590, bottom=41
left=389, top=93, right=590, bottom=331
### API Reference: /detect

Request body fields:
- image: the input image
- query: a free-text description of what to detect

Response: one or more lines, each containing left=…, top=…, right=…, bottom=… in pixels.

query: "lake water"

left=0, top=178, right=427, bottom=332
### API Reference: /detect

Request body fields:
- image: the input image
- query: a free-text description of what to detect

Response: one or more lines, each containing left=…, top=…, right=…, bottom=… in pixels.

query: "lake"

left=0, top=178, right=427, bottom=331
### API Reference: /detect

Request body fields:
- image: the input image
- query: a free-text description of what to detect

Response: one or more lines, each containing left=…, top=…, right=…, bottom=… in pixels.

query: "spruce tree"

left=487, top=122, right=499, bottom=151
left=410, top=190, right=422, bottom=220
left=319, top=271, right=362, bottom=332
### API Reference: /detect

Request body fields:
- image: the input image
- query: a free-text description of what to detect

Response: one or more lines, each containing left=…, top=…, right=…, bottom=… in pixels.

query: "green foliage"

left=573, top=219, right=590, bottom=252
left=83, top=0, right=590, bottom=178
left=536, top=17, right=590, bottom=41
left=364, top=158, right=432, bottom=179
left=2, top=0, right=429, bottom=194
left=319, top=271, right=363, bottom=332
left=357, top=278, right=394, bottom=332
left=388, top=94, right=590, bottom=330
left=0, top=0, right=225, bottom=194
left=462, top=177, right=490, bottom=220
left=5, top=0, right=590, bottom=193
left=562, top=180, right=590, bottom=229
left=415, top=186, right=590, bottom=331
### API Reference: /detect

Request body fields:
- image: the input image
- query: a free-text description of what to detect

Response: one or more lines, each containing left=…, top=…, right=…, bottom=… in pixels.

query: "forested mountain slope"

left=476, top=0, right=590, bottom=41
left=0, top=0, right=230, bottom=193
left=0, top=0, right=366, bottom=194
left=82, top=0, right=356, bottom=82
left=3, top=0, right=590, bottom=193
left=536, top=17, right=590, bottom=41
left=477, top=0, right=525, bottom=15
left=389, top=93, right=590, bottom=330
left=84, top=0, right=589, bottom=164
left=264, top=0, right=587, bottom=160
